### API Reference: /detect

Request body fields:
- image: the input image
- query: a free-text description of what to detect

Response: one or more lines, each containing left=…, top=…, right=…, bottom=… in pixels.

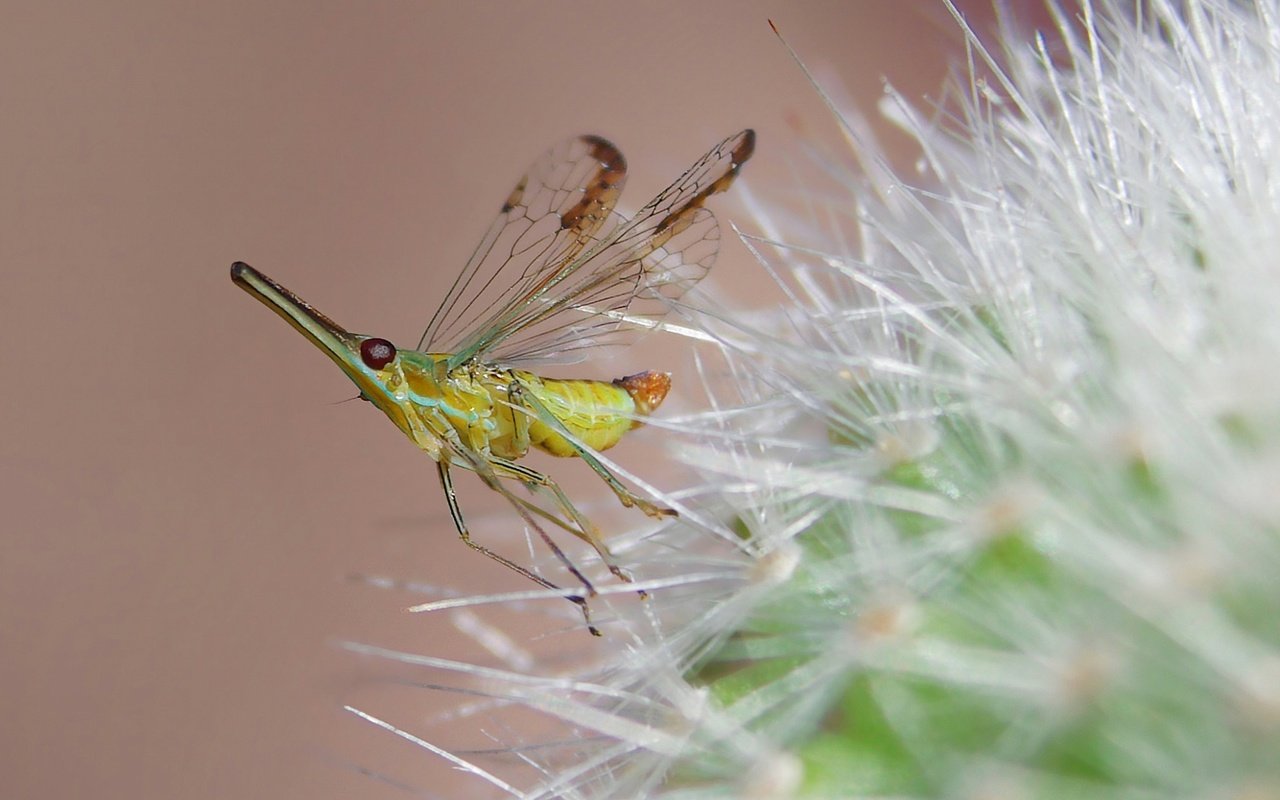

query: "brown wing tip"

left=560, top=135, right=628, bottom=231
left=733, top=129, right=756, bottom=169
left=613, top=370, right=672, bottom=418
left=703, top=129, right=757, bottom=199
left=580, top=135, right=627, bottom=175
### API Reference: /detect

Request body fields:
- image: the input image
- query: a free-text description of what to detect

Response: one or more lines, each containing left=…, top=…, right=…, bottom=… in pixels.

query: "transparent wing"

left=417, top=135, right=627, bottom=353
left=489, top=206, right=720, bottom=365
left=446, top=129, right=755, bottom=367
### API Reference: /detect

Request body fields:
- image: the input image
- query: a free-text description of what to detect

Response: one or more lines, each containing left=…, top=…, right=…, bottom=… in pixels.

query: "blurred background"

left=0, top=2, right=1039, bottom=797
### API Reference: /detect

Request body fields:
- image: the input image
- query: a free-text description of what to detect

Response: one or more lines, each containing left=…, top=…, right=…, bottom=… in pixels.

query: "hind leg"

left=436, top=460, right=601, bottom=635
left=485, top=456, right=641, bottom=590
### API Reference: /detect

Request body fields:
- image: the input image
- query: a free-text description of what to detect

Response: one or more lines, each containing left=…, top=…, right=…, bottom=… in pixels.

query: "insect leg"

left=424, top=406, right=600, bottom=598
left=486, top=456, right=647, bottom=597
left=453, top=452, right=601, bottom=598
left=436, top=460, right=601, bottom=636
left=511, top=380, right=677, bottom=519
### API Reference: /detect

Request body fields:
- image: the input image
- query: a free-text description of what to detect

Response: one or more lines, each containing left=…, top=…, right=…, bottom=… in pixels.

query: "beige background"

left=1, top=2, right=1028, bottom=797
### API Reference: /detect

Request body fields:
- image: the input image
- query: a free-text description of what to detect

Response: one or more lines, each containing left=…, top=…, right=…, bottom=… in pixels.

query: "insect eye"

left=360, top=337, right=397, bottom=369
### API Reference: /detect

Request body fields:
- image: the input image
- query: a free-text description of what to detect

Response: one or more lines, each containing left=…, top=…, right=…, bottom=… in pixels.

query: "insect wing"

left=418, top=135, right=628, bottom=356
left=486, top=206, right=721, bottom=365
left=447, top=129, right=756, bottom=367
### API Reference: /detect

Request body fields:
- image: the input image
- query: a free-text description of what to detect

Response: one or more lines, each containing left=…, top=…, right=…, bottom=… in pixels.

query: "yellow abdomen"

left=518, top=370, right=671, bottom=457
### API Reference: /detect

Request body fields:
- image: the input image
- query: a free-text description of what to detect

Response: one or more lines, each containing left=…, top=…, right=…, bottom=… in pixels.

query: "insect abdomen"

left=523, top=371, right=671, bottom=457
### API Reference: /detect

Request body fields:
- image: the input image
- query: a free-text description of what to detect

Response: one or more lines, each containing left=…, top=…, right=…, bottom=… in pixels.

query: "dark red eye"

left=360, top=337, right=396, bottom=369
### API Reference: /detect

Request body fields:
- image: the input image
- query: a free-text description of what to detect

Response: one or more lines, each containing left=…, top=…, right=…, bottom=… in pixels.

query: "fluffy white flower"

left=349, top=1, right=1280, bottom=796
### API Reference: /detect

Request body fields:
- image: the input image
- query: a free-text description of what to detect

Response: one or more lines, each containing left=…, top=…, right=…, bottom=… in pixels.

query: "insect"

left=232, top=129, right=754, bottom=634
